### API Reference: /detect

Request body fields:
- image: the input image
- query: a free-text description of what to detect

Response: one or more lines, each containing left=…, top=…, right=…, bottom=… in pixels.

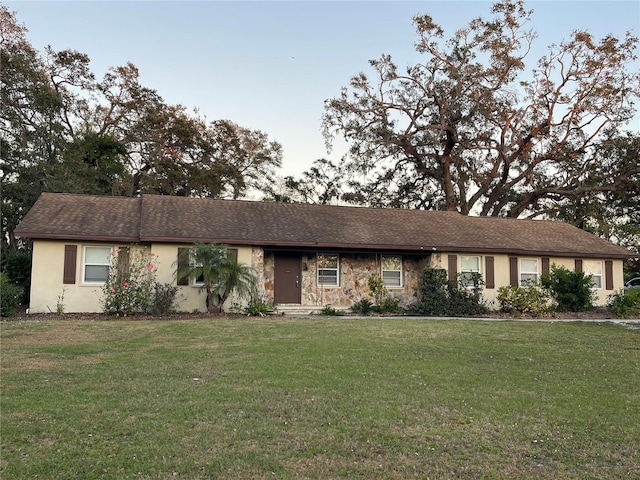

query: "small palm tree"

left=213, top=259, right=257, bottom=312
left=176, top=243, right=256, bottom=313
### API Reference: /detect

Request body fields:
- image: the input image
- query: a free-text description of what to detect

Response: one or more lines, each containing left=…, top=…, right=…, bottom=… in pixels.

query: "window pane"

left=583, top=260, right=602, bottom=276
left=521, top=259, right=537, bottom=272
left=521, top=273, right=538, bottom=284
left=591, top=276, right=602, bottom=289
left=318, top=270, right=338, bottom=285
left=85, top=247, right=111, bottom=264
left=382, top=256, right=401, bottom=271
left=318, top=254, right=338, bottom=269
left=460, top=272, right=476, bottom=287
left=85, top=265, right=109, bottom=282
left=461, top=256, right=480, bottom=272
left=382, top=270, right=401, bottom=287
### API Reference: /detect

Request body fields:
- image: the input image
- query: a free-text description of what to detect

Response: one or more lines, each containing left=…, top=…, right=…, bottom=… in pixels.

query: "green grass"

left=1, top=317, right=639, bottom=479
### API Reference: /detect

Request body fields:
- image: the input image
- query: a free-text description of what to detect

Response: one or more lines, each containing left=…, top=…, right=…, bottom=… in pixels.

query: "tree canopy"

left=0, top=5, right=282, bottom=255
left=2, top=1, right=639, bottom=263
left=321, top=0, right=639, bottom=236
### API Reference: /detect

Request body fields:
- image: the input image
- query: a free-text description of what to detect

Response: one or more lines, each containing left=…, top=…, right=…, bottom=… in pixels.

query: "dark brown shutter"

left=63, top=245, right=77, bottom=284
left=509, top=257, right=518, bottom=286
left=177, top=247, right=190, bottom=285
left=542, top=257, right=550, bottom=277
left=448, top=255, right=457, bottom=282
left=485, top=256, right=495, bottom=289
left=575, top=259, right=583, bottom=273
left=605, top=260, right=614, bottom=290
left=117, top=247, right=130, bottom=283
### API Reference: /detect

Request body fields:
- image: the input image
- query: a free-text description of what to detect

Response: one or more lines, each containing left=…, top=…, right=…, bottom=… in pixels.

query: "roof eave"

left=140, top=236, right=636, bottom=259
left=14, top=232, right=141, bottom=243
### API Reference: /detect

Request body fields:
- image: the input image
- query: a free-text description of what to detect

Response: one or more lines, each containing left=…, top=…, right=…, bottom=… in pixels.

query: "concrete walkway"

left=310, top=314, right=640, bottom=324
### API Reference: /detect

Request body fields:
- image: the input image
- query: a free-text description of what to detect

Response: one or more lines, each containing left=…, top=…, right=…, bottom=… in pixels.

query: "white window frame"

left=381, top=255, right=403, bottom=288
left=460, top=255, right=481, bottom=287
left=188, top=248, right=206, bottom=287
left=193, top=259, right=205, bottom=286
left=584, top=260, right=603, bottom=289
left=82, top=246, right=112, bottom=284
left=520, top=258, right=538, bottom=285
left=318, top=253, right=339, bottom=286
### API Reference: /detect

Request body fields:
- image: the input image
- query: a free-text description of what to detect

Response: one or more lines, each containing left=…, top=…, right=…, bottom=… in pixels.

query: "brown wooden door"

left=274, top=253, right=301, bottom=304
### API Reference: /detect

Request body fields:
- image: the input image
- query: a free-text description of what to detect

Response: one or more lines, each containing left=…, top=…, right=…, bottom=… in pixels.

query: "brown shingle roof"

left=13, top=193, right=141, bottom=242
left=14, top=192, right=635, bottom=259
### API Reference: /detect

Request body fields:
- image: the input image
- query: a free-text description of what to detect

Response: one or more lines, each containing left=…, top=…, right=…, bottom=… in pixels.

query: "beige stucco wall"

left=28, top=240, right=104, bottom=313
left=151, top=243, right=254, bottom=313
left=442, top=252, right=625, bottom=308
left=27, top=240, right=627, bottom=313
left=28, top=240, right=255, bottom=314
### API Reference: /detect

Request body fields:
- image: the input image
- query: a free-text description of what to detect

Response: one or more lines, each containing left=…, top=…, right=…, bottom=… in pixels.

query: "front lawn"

left=1, top=317, right=638, bottom=479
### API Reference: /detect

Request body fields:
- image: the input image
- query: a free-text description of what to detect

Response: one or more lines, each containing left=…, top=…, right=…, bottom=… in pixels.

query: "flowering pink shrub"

left=101, top=247, right=159, bottom=315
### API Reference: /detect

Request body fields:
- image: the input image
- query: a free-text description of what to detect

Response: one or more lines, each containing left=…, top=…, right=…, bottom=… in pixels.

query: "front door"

left=274, top=253, right=301, bottom=304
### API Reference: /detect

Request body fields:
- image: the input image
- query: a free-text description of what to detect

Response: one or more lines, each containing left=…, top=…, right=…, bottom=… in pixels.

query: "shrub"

left=367, top=274, right=386, bottom=305
left=55, top=288, right=66, bottom=315
left=541, top=265, right=595, bottom=312
left=376, top=295, right=402, bottom=314
left=351, top=298, right=375, bottom=315
left=319, top=305, right=344, bottom=316
left=607, top=288, right=640, bottom=317
left=152, top=283, right=179, bottom=315
left=241, top=300, right=276, bottom=317
left=102, top=247, right=158, bottom=315
left=496, top=283, right=555, bottom=315
left=413, top=268, right=486, bottom=316
left=2, top=250, right=31, bottom=305
left=0, top=273, right=23, bottom=317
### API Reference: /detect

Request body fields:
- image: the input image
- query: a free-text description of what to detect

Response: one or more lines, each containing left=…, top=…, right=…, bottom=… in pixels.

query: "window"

left=177, top=247, right=239, bottom=286
left=318, top=253, right=339, bottom=286
left=177, top=247, right=204, bottom=286
left=83, top=246, right=112, bottom=283
left=460, top=256, right=480, bottom=287
left=584, top=260, right=603, bottom=289
left=520, top=258, right=538, bottom=285
left=193, top=259, right=205, bottom=286
left=382, top=255, right=402, bottom=287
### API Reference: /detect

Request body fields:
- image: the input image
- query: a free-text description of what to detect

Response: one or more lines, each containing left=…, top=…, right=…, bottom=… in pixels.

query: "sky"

left=6, top=0, right=640, bottom=178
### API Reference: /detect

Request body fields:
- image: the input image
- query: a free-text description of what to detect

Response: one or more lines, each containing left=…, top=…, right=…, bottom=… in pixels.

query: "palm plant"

left=176, top=243, right=256, bottom=313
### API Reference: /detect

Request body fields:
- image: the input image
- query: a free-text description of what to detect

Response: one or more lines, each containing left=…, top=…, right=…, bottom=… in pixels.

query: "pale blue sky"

left=6, top=1, right=640, bottom=177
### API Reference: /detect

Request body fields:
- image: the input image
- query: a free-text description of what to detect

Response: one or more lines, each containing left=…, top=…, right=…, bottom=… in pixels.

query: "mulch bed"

left=5, top=306, right=638, bottom=322
left=4, top=308, right=233, bottom=322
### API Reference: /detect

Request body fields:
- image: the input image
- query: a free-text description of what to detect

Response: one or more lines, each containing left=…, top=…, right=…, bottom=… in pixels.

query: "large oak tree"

left=322, top=0, right=639, bottom=222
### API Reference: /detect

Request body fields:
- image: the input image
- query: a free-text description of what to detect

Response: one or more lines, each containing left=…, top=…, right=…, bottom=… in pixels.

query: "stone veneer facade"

left=256, top=249, right=431, bottom=308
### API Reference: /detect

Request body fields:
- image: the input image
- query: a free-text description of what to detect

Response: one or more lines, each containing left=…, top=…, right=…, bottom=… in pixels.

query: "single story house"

left=14, top=192, right=635, bottom=314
